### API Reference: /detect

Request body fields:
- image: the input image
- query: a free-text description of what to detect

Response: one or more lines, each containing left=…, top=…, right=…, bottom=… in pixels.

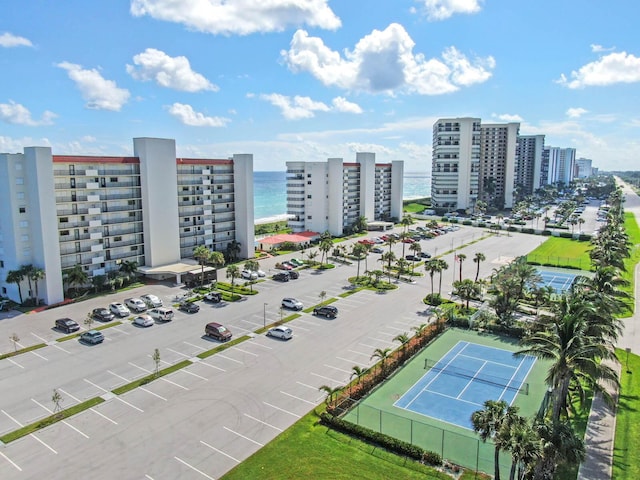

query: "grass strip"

left=197, top=335, right=252, bottom=359
left=0, top=397, right=104, bottom=444
left=620, top=212, right=640, bottom=317
left=56, top=321, right=123, bottom=342
left=339, top=287, right=365, bottom=298
left=302, top=297, right=339, bottom=313
left=255, top=313, right=302, bottom=334
left=111, top=359, right=192, bottom=395
left=0, top=343, right=47, bottom=360
left=613, top=349, right=640, bottom=479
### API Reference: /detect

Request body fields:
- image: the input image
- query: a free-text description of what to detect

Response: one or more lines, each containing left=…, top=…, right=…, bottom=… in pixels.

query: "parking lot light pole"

left=263, top=303, right=267, bottom=328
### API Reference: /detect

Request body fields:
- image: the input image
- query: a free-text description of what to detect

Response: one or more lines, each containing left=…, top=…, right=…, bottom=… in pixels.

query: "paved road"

left=0, top=225, right=544, bottom=479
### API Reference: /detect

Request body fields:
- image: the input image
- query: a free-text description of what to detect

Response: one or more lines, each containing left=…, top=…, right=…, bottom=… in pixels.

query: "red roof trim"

left=177, top=158, right=233, bottom=165
left=53, top=155, right=139, bottom=164
left=343, top=163, right=359, bottom=167
left=375, top=163, right=392, bottom=167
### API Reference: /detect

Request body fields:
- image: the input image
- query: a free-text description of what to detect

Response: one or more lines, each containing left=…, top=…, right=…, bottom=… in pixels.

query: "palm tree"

left=400, top=214, right=414, bottom=232
left=399, top=232, right=410, bottom=258
left=63, top=264, right=88, bottom=294
left=372, top=269, right=384, bottom=287
left=226, top=265, right=240, bottom=296
left=531, top=418, right=584, bottom=480
left=306, top=250, right=319, bottom=265
left=436, top=259, right=449, bottom=296
left=318, top=237, right=333, bottom=266
left=453, top=279, right=481, bottom=310
left=412, top=323, right=428, bottom=338
left=473, top=252, right=486, bottom=282
left=501, top=418, right=541, bottom=480
left=379, top=252, right=396, bottom=283
left=119, top=260, right=139, bottom=283
left=209, top=251, right=226, bottom=284
left=29, top=267, right=46, bottom=303
left=351, top=243, right=367, bottom=279
left=6, top=269, right=25, bottom=304
left=395, top=257, right=408, bottom=278
left=393, top=333, right=410, bottom=360
left=244, top=259, right=260, bottom=291
left=225, top=240, right=241, bottom=263
left=456, top=253, right=466, bottom=281
left=408, top=242, right=422, bottom=273
left=193, top=245, right=213, bottom=286
left=318, top=385, right=342, bottom=409
left=424, top=259, right=439, bottom=297
left=20, top=265, right=35, bottom=300
left=370, top=347, right=392, bottom=376
left=353, top=215, right=368, bottom=233
left=350, top=365, right=367, bottom=392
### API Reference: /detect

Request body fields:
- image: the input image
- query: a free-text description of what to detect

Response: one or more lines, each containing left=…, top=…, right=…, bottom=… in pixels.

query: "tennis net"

left=424, top=358, right=529, bottom=395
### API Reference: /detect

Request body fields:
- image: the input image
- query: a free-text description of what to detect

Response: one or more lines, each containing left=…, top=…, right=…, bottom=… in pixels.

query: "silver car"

left=133, top=314, right=154, bottom=327
left=281, top=298, right=303, bottom=311
left=267, top=326, right=293, bottom=340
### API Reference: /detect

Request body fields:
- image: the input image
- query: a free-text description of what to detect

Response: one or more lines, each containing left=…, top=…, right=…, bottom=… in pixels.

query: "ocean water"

left=253, top=171, right=431, bottom=222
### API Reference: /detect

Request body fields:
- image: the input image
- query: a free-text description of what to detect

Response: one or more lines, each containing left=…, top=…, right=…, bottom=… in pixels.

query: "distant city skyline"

left=2, top=1, right=639, bottom=172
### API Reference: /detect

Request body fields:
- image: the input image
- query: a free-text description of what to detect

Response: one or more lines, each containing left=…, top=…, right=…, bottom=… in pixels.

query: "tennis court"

left=536, top=268, right=579, bottom=293
left=394, top=341, right=536, bottom=429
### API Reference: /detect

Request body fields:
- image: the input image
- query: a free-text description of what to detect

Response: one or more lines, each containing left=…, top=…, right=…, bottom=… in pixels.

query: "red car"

left=402, top=238, right=415, bottom=243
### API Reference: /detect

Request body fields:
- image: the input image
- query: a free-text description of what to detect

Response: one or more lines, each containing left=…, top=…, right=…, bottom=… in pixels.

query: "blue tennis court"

left=536, top=268, right=579, bottom=293
left=394, top=342, right=536, bottom=429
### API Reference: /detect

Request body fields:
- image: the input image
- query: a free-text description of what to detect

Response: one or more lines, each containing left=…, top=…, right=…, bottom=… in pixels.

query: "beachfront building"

left=514, top=134, right=545, bottom=199
left=286, top=153, right=403, bottom=236
left=575, top=158, right=593, bottom=178
left=0, top=138, right=253, bottom=305
left=541, top=147, right=576, bottom=186
left=431, top=117, right=481, bottom=212
left=479, top=122, right=519, bottom=209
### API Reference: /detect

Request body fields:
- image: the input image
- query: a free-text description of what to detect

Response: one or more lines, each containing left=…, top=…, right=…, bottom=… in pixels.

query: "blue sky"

left=1, top=0, right=639, bottom=172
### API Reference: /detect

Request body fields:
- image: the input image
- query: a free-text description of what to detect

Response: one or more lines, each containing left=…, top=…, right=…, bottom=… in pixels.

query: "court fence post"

left=379, top=409, right=382, bottom=433
left=410, top=419, right=413, bottom=444
left=441, top=429, right=445, bottom=458
left=476, top=438, right=479, bottom=473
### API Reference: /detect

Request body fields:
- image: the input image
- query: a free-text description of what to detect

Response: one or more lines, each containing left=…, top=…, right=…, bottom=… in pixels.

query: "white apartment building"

left=431, top=117, right=481, bottom=212
left=0, top=138, right=254, bottom=306
left=515, top=135, right=545, bottom=198
left=479, top=122, right=519, bottom=209
left=541, top=147, right=576, bottom=186
left=286, top=153, right=403, bottom=236
left=575, top=158, right=593, bottom=178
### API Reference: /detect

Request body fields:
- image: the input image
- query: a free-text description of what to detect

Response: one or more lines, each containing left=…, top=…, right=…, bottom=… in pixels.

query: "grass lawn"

left=404, top=202, right=428, bottom=214
left=526, top=237, right=592, bottom=270
left=620, top=212, right=640, bottom=316
left=613, top=349, right=640, bottom=479
left=221, top=409, right=459, bottom=480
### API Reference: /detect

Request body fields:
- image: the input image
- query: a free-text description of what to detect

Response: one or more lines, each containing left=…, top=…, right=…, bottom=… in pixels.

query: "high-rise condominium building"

left=575, top=158, right=593, bottom=178
left=286, top=153, right=403, bottom=236
left=541, top=147, right=576, bottom=186
left=431, top=117, right=481, bottom=212
left=515, top=135, right=546, bottom=198
left=479, top=122, right=519, bottom=209
left=0, top=138, right=253, bottom=305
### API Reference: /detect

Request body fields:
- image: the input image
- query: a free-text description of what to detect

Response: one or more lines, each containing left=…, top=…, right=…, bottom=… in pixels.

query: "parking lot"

left=0, top=225, right=545, bottom=479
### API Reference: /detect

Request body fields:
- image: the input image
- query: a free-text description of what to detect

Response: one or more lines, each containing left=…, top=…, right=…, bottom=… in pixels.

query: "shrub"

left=424, top=293, right=442, bottom=306
left=476, top=222, right=486, bottom=228
left=508, top=226, right=517, bottom=232
left=559, top=232, right=573, bottom=238
left=462, top=220, right=472, bottom=226
left=541, top=230, right=552, bottom=236
left=521, top=228, right=534, bottom=234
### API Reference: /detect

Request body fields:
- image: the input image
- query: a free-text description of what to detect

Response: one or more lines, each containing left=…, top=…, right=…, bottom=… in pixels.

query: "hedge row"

left=319, top=413, right=442, bottom=466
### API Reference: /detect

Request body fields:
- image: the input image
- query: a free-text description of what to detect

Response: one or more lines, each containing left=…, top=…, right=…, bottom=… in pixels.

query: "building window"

left=16, top=177, right=24, bottom=185
left=183, top=196, right=189, bottom=202
left=184, top=217, right=190, bottom=222
left=307, top=181, right=312, bottom=185
left=128, top=200, right=135, bottom=205
left=131, top=246, right=138, bottom=251
left=59, top=217, right=68, bottom=223
left=110, top=177, right=117, bottom=182
left=184, top=228, right=191, bottom=232
left=21, top=235, right=29, bottom=242
left=307, top=215, right=312, bottom=220
left=19, top=207, right=26, bottom=213
left=16, top=192, right=24, bottom=200
left=15, top=163, right=22, bottom=171
left=182, top=187, right=189, bottom=192
left=114, top=236, right=122, bottom=242
left=129, top=212, right=135, bottom=217
left=217, top=185, right=222, bottom=190
left=0, top=261, right=4, bottom=268
left=307, top=195, right=312, bottom=199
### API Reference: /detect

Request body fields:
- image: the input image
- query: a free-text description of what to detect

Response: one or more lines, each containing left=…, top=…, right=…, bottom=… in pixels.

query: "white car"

left=109, top=302, right=130, bottom=317
left=140, top=294, right=162, bottom=308
left=148, top=307, right=174, bottom=322
left=241, top=269, right=258, bottom=280
left=256, top=270, right=266, bottom=277
left=125, top=297, right=147, bottom=313
left=281, top=298, right=303, bottom=311
left=133, top=314, right=154, bottom=327
left=267, top=326, right=293, bottom=340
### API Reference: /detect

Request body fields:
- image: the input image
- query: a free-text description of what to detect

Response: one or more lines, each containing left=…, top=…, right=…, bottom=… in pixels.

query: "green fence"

left=526, top=254, right=590, bottom=270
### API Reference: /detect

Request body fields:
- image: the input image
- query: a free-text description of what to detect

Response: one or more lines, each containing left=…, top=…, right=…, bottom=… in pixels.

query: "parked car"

left=241, top=269, right=258, bottom=280
left=109, top=302, right=130, bottom=318
left=125, top=297, right=147, bottom=313
left=289, top=258, right=304, bottom=266
left=140, top=294, right=163, bottom=308
left=203, top=292, right=222, bottom=303
left=92, top=307, right=115, bottom=322
left=273, top=272, right=290, bottom=282
left=405, top=254, right=419, bottom=261
left=267, top=326, right=293, bottom=340
left=282, top=298, right=303, bottom=310
left=313, top=305, right=338, bottom=319
left=55, top=317, right=79, bottom=333
left=418, top=251, right=432, bottom=259
left=276, top=263, right=292, bottom=270
left=371, top=247, right=384, bottom=254
left=287, top=270, right=300, bottom=280
left=133, top=314, right=155, bottom=327
left=205, top=322, right=232, bottom=342
left=148, top=307, right=174, bottom=322
left=256, top=269, right=266, bottom=277
left=80, top=330, right=104, bottom=345
left=282, top=261, right=296, bottom=269
left=178, top=302, right=200, bottom=313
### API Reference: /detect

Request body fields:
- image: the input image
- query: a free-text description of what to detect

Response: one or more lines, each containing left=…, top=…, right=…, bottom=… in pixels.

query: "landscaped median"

left=56, top=320, right=123, bottom=342
left=0, top=343, right=47, bottom=360
left=111, top=360, right=192, bottom=395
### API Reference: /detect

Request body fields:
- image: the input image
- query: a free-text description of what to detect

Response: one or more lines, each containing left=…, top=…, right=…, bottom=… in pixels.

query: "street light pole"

left=263, top=303, right=268, bottom=329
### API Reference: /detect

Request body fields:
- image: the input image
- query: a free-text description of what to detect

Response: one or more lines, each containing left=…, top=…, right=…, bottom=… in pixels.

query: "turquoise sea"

left=254, top=171, right=430, bottom=222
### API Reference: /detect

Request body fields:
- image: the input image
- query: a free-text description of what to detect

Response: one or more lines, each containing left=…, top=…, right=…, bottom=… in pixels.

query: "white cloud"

left=566, top=107, right=588, bottom=118
left=0, top=32, right=33, bottom=47
left=127, top=48, right=218, bottom=92
left=416, top=0, right=484, bottom=21
left=591, top=44, right=615, bottom=53
left=331, top=97, right=363, bottom=114
left=281, top=24, right=495, bottom=95
left=492, top=113, right=523, bottom=122
left=557, top=51, right=640, bottom=88
left=57, top=62, right=130, bottom=111
left=167, top=103, right=230, bottom=127
left=0, top=101, right=56, bottom=126
left=130, top=0, right=341, bottom=36
left=259, top=93, right=330, bottom=120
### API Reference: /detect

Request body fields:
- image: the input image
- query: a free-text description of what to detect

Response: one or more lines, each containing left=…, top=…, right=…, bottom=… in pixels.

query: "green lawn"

left=222, top=409, right=461, bottom=480
left=613, top=349, right=640, bottom=480
left=404, top=202, right=428, bottom=214
left=620, top=212, right=640, bottom=316
left=526, top=237, right=592, bottom=270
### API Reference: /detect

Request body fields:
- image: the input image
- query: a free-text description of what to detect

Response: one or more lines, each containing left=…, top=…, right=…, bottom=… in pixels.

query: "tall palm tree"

left=471, top=400, right=518, bottom=480
left=379, top=252, right=396, bottom=283
left=193, top=245, right=212, bottom=286
left=6, top=269, right=25, bottom=304
left=436, top=259, right=449, bottom=296
left=370, top=347, right=392, bottom=376
left=210, top=251, right=226, bottom=284
left=400, top=214, right=414, bottom=232
left=408, top=242, right=422, bottom=274
left=453, top=279, right=481, bottom=310
left=119, top=260, right=139, bottom=281
left=63, top=264, right=88, bottom=294
left=29, top=266, right=46, bottom=303
left=399, top=232, right=410, bottom=258
left=318, top=237, right=333, bottom=266
left=226, top=265, right=240, bottom=296
left=393, top=332, right=410, bottom=360
left=531, top=419, right=584, bottom=480
left=498, top=415, right=541, bottom=480
left=424, top=259, right=439, bottom=297
left=456, top=253, right=466, bottom=281
left=351, top=243, right=367, bottom=279
left=473, top=252, right=486, bottom=282
left=395, top=257, right=408, bottom=278
left=225, top=240, right=241, bottom=263
left=20, top=265, right=35, bottom=300
left=318, top=385, right=342, bottom=409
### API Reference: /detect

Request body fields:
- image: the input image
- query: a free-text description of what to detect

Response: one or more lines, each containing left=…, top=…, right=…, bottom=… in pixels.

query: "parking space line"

left=279, top=391, right=316, bottom=405
left=108, top=370, right=132, bottom=383
left=294, top=318, right=318, bottom=326
left=223, top=426, right=264, bottom=446
left=183, top=341, right=206, bottom=351
left=358, top=342, right=378, bottom=349
left=29, top=349, right=48, bottom=361
left=110, top=326, right=130, bottom=335
left=336, top=356, right=367, bottom=366
left=247, top=341, right=272, bottom=350
left=8, top=358, right=24, bottom=369
left=180, top=369, right=208, bottom=381
left=2, top=409, right=23, bottom=427
left=263, top=401, right=301, bottom=418
left=240, top=318, right=262, bottom=327
left=83, top=378, right=144, bottom=413
left=31, top=332, right=49, bottom=343
left=368, top=337, right=396, bottom=344
left=348, top=349, right=370, bottom=357
left=197, top=361, right=226, bottom=372
left=32, top=434, right=58, bottom=454
left=83, top=378, right=108, bottom=393
left=0, top=451, right=21, bottom=472
left=216, top=354, right=243, bottom=364
left=129, top=362, right=189, bottom=390
left=289, top=324, right=310, bottom=331
left=31, top=398, right=89, bottom=438
left=90, top=407, right=118, bottom=425
left=166, top=348, right=190, bottom=358
left=200, top=440, right=240, bottom=463
left=232, top=347, right=258, bottom=357
left=57, top=388, right=80, bottom=403
left=174, top=456, right=215, bottom=480
left=139, top=387, right=167, bottom=401
left=324, top=364, right=352, bottom=374
left=310, top=372, right=343, bottom=383
left=145, top=475, right=155, bottom=480
left=244, top=413, right=283, bottom=432
left=296, top=381, right=317, bottom=390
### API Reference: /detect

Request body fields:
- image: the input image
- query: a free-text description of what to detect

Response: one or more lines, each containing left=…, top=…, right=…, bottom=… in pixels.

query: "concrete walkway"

left=578, top=180, right=640, bottom=480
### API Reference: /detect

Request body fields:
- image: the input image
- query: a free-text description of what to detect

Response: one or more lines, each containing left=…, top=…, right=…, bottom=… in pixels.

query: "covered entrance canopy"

left=367, top=220, right=394, bottom=231
left=137, top=260, right=216, bottom=285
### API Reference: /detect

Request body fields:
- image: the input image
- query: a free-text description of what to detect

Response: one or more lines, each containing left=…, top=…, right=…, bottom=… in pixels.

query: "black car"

left=313, top=305, right=338, bottom=318
left=405, top=254, right=419, bottom=261
left=273, top=272, right=290, bottom=282
left=179, top=301, right=200, bottom=313
left=55, top=318, right=80, bottom=333
left=287, top=270, right=299, bottom=280
left=92, top=307, right=115, bottom=322
left=418, top=251, right=432, bottom=259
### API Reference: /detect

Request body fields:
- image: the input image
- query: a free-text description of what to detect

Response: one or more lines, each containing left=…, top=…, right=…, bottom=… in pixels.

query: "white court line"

left=183, top=341, right=206, bottom=351
left=263, top=401, right=301, bottom=418
left=174, top=456, right=215, bottom=480
left=140, top=387, right=167, bottom=401
left=232, top=347, right=258, bottom=357
left=216, top=353, right=243, bottom=364
left=2, top=409, right=23, bottom=427
left=7, top=358, right=24, bottom=369
left=280, top=391, right=316, bottom=405
left=323, top=364, right=351, bottom=374
left=0, top=451, right=21, bottom=471
left=223, top=426, right=264, bottom=446
left=200, top=440, right=240, bottom=463
left=167, top=348, right=191, bottom=358
left=310, top=372, right=343, bottom=383
left=296, top=381, right=317, bottom=390
left=244, top=413, right=283, bottom=432
left=32, top=434, right=57, bottom=454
